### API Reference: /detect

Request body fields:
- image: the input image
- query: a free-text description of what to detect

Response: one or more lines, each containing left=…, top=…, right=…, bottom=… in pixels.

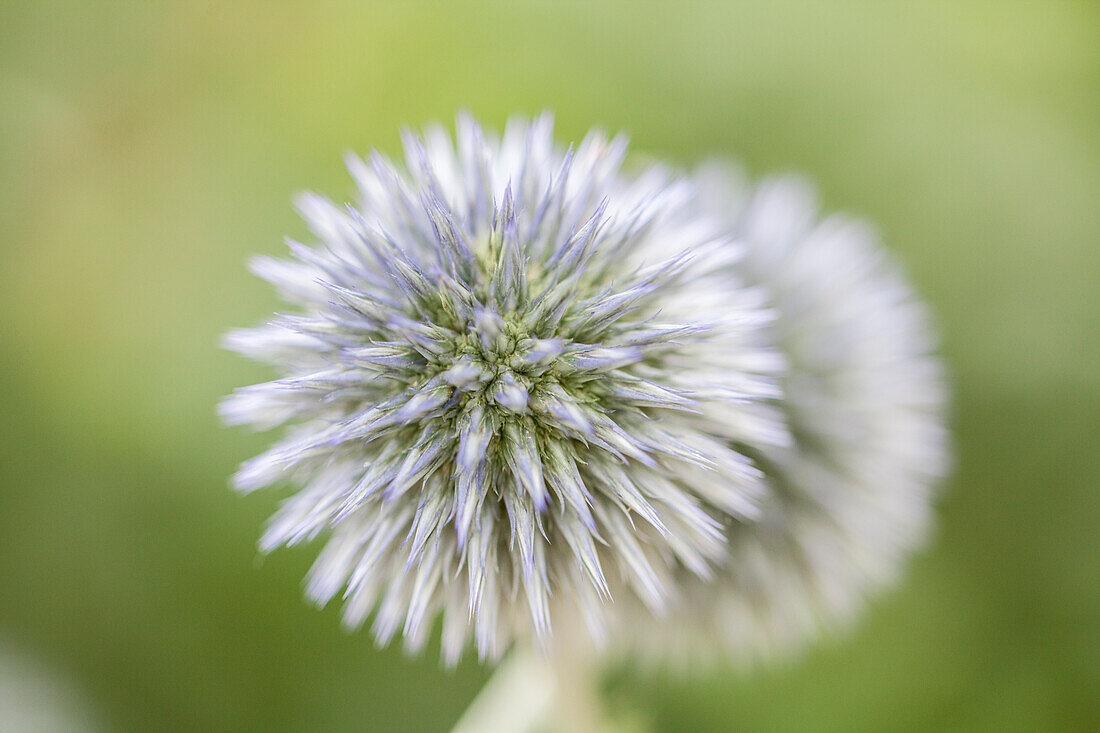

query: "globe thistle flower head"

left=613, top=163, right=950, bottom=666
left=222, top=115, right=787, bottom=664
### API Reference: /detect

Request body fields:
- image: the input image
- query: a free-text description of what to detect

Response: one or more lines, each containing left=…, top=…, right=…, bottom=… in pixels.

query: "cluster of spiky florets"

left=612, top=165, right=950, bottom=665
left=222, top=115, right=788, bottom=663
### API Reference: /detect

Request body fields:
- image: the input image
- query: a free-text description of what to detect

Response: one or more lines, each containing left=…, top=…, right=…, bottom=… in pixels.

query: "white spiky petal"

left=222, top=115, right=789, bottom=664
left=610, top=164, right=950, bottom=665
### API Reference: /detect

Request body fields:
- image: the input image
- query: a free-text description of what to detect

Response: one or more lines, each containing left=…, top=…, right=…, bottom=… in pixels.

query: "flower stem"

left=450, top=648, right=555, bottom=733
left=450, top=644, right=609, bottom=733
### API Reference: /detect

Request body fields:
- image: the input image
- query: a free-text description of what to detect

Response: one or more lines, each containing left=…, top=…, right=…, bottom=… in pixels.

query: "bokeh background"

left=2, top=1, right=1097, bottom=731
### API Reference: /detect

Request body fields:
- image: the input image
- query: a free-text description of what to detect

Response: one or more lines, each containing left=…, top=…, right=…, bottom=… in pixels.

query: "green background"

left=2, top=1, right=1097, bottom=730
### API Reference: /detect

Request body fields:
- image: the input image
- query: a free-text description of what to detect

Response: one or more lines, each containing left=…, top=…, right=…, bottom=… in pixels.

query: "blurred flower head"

left=222, top=114, right=788, bottom=664
left=612, top=164, right=950, bottom=665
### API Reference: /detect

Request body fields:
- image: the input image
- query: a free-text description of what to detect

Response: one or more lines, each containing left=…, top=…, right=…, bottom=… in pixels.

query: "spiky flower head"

left=612, top=164, right=950, bottom=665
left=222, top=115, right=787, bottom=664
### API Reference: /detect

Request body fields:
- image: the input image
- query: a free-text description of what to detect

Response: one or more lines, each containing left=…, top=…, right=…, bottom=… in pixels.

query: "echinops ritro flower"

left=222, top=115, right=788, bottom=664
left=612, top=164, right=950, bottom=665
